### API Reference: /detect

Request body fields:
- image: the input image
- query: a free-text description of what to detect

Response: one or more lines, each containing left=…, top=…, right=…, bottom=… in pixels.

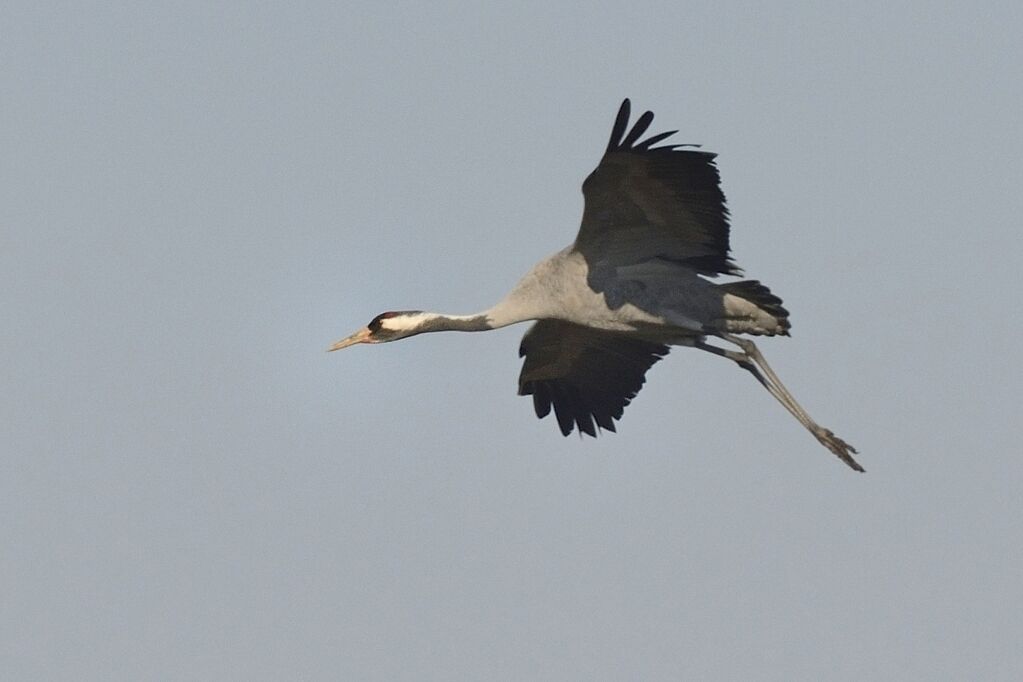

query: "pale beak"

left=327, top=327, right=372, bottom=352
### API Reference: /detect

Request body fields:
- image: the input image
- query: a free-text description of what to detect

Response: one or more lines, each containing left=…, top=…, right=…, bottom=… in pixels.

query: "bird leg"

left=719, top=335, right=817, bottom=429
left=694, top=340, right=817, bottom=433
left=697, top=337, right=863, bottom=472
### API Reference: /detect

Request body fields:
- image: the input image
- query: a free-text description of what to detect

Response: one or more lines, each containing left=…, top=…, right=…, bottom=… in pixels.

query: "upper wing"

left=574, top=99, right=741, bottom=277
left=518, top=320, right=669, bottom=437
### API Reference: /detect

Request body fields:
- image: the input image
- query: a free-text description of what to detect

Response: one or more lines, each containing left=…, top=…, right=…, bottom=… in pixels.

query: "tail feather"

left=720, top=280, right=791, bottom=335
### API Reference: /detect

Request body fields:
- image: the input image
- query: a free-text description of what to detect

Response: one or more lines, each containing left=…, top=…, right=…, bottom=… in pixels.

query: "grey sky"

left=3, top=2, right=1022, bottom=680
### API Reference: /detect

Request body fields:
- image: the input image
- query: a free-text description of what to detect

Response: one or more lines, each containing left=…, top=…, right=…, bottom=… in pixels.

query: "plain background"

left=4, top=2, right=1022, bottom=680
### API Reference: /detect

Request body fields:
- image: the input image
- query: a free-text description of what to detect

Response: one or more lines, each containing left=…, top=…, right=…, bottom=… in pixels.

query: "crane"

left=329, top=99, right=863, bottom=472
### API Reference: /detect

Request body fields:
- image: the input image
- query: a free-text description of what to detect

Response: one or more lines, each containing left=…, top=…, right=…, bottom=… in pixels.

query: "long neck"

left=413, top=259, right=558, bottom=334
left=413, top=309, right=526, bottom=334
left=414, top=313, right=494, bottom=333
left=414, top=295, right=545, bottom=334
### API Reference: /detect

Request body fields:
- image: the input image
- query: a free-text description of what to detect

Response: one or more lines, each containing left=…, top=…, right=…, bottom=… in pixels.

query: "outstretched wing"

left=517, top=320, right=669, bottom=437
left=574, top=98, right=741, bottom=277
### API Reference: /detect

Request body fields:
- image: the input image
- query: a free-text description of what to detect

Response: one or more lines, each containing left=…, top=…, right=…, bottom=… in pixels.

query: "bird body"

left=370, top=248, right=786, bottom=338
left=331, top=100, right=863, bottom=471
left=493, top=247, right=686, bottom=333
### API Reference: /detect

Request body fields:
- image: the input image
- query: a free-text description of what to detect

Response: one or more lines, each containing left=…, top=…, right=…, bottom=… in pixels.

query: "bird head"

left=327, top=311, right=426, bottom=351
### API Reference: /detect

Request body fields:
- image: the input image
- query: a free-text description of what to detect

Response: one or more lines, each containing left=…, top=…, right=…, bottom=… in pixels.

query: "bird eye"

left=368, top=311, right=401, bottom=332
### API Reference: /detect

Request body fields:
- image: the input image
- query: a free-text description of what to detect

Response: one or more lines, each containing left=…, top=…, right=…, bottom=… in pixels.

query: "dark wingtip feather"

left=607, top=99, right=631, bottom=152
left=531, top=390, right=551, bottom=419
left=621, top=110, right=654, bottom=148
left=554, top=407, right=574, bottom=436
left=594, top=412, right=616, bottom=432
left=634, top=130, right=676, bottom=150
left=576, top=413, right=597, bottom=437
left=605, top=101, right=709, bottom=155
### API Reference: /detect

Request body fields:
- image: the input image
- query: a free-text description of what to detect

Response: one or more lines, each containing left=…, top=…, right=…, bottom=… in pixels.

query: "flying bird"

left=330, top=99, right=863, bottom=471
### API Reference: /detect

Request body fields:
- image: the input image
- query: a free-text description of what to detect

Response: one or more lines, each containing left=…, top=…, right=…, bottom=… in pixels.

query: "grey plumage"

left=330, top=99, right=862, bottom=472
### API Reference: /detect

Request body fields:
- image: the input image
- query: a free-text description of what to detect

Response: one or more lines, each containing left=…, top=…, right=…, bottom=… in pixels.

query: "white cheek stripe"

left=381, top=313, right=430, bottom=332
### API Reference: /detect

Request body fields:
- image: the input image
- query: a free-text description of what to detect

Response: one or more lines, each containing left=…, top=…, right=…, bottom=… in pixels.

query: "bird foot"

left=813, top=427, right=864, bottom=472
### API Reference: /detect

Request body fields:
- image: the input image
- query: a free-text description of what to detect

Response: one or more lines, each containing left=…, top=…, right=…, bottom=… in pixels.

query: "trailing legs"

left=694, top=335, right=863, bottom=472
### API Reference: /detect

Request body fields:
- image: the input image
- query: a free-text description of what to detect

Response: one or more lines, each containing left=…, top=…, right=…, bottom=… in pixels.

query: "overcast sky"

left=4, top=2, right=1022, bottom=680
